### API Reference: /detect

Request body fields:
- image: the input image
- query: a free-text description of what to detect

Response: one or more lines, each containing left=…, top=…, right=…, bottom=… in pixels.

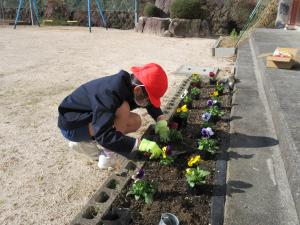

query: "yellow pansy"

left=210, top=91, right=219, bottom=97
left=176, top=108, right=181, bottom=113
left=188, top=155, right=201, bottom=167
left=181, top=104, right=188, bottom=112
left=162, top=146, right=167, bottom=159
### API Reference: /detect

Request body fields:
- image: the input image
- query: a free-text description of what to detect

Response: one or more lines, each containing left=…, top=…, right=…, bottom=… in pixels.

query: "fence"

left=0, top=0, right=137, bottom=29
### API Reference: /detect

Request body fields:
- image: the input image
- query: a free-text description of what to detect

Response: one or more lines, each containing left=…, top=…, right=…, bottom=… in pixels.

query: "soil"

left=111, top=82, right=232, bottom=225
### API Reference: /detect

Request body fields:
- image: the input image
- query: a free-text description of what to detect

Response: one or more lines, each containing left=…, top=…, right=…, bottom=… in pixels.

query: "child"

left=58, top=63, right=170, bottom=169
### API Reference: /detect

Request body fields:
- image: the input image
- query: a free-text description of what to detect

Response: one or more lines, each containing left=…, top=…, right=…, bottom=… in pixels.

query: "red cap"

left=130, top=63, right=168, bottom=108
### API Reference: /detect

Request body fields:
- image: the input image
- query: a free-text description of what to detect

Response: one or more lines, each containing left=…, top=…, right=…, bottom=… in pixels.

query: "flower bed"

left=110, top=74, right=231, bottom=225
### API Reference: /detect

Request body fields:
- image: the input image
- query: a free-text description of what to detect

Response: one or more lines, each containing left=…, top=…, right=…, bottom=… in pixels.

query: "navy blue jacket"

left=58, top=70, right=163, bottom=155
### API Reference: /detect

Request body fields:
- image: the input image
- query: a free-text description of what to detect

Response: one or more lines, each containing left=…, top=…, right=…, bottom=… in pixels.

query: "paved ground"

left=251, top=29, right=300, bottom=221
left=0, top=26, right=232, bottom=225
left=224, top=29, right=300, bottom=225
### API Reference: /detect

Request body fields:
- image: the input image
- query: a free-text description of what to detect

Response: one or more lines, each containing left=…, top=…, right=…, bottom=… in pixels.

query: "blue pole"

left=95, top=0, right=107, bottom=29
left=88, top=0, right=91, bottom=32
left=32, top=0, right=40, bottom=26
left=14, top=0, right=24, bottom=29
left=134, top=0, right=139, bottom=25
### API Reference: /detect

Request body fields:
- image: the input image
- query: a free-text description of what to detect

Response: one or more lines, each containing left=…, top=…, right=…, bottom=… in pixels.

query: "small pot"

left=159, top=213, right=179, bottom=225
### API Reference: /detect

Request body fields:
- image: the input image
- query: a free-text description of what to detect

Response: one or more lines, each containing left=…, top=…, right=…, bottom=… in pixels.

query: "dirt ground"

left=0, top=26, right=232, bottom=225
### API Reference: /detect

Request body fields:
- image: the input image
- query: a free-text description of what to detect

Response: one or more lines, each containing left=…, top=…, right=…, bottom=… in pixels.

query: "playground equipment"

left=12, top=0, right=138, bottom=32
left=14, top=0, right=40, bottom=28
left=14, top=0, right=107, bottom=32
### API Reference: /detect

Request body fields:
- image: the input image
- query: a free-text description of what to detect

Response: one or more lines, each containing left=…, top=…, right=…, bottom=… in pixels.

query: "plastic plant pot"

left=159, top=213, right=179, bottom=225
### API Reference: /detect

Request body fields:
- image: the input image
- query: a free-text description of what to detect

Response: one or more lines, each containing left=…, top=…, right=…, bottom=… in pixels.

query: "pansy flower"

left=162, top=145, right=172, bottom=158
left=202, top=112, right=211, bottom=121
left=209, top=71, right=215, bottom=78
left=201, top=127, right=214, bottom=138
left=188, top=155, right=201, bottom=167
left=210, top=91, right=219, bottom=97
left=132, top=168, right=145, bottom=180
left=207, top=99, right=213, bottom=107
left=180, top=104, right=188, bottom=112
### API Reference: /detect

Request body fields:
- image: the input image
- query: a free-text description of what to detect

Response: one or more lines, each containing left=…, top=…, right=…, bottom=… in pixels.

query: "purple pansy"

left=132, top=168, right=144, bottom=180
left=201, top=127, right=214, bottom=138
left=136, top=168, right=144, bottom=179
left=166, top=145, right=172, bottom=156
left=207, top=99, right=213, bottom=107
left=202, top=112, right=211, bottom=121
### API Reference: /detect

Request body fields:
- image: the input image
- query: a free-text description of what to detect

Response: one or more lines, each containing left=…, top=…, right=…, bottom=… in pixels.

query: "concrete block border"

left=70, top=74, right=230, bottom=225
left=212, top=36, right=237, bottom=58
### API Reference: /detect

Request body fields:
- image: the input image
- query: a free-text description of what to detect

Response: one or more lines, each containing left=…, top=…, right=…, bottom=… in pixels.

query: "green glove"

left=138, top=139, right=163, bottom=159
left=155, top=120, right=170, bottom=143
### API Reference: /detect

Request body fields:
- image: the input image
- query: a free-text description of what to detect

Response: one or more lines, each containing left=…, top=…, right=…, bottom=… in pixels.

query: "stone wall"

left=135, top=17, right=210, bottom=37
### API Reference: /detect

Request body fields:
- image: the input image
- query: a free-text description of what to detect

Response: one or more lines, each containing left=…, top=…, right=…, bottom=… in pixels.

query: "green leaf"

left=144, top=194, right=153, bottom=204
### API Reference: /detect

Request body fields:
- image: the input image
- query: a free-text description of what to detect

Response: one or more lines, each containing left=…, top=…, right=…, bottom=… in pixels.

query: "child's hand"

left=138, top=139, right=162, bottom=159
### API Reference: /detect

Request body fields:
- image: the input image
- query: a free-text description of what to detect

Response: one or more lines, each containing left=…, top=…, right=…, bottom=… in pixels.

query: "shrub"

left=170, top=0, right=203, bottom=19
left=144, top=3, right=161, bottom=17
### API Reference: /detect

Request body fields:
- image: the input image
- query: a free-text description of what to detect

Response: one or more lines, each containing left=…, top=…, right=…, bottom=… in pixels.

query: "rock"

left=135, top=17, right=147, bottom=33
left=169, top=19, right=203, bottom=37
left=169, top=19, right=189, bottom=37
left=143, top=17, right=171, bottom=35
left=163, top=30, right=173, bottom=37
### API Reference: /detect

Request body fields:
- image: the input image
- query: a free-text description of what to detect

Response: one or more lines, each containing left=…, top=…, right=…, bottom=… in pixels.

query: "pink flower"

left=209, top=72, right=215, bottom=78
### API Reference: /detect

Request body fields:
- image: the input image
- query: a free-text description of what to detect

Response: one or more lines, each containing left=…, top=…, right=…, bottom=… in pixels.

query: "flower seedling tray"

left=212, top=36, right=237, bottom=58
left=71, top=77, right=232, bottom=225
